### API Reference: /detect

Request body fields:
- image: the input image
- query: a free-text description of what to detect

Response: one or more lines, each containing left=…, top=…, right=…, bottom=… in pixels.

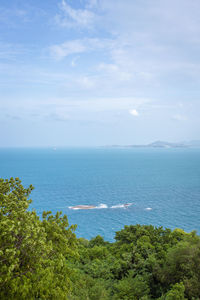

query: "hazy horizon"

left=1, top=0, right=200, bottom=146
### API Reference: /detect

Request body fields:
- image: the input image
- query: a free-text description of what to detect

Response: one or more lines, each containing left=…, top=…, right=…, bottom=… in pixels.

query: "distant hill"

left=107, top=140, right=200, bottom=148
left=147, top=140, right=187, bottom=148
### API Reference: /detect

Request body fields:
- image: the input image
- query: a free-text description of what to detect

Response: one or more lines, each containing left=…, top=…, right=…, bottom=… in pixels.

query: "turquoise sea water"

left=0, top=148, right=200, bottom=241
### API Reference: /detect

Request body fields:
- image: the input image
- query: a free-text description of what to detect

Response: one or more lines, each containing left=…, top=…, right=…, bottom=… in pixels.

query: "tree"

left=161, top=236, right=200, bottom=299
left=0, top=178, right=77, bottom=299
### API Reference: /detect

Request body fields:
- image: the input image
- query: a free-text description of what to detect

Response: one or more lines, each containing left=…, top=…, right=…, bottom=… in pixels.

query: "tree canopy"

left=0, top=178, right=77, bottom=299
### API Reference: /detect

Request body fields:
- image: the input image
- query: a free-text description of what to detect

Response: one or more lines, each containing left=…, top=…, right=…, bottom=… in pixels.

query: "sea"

left=0, top=147, right=200, bottom=241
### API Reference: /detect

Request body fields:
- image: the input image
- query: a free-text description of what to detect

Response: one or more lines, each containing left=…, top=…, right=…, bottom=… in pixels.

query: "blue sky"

left=0, top=0, right=200, bottom=146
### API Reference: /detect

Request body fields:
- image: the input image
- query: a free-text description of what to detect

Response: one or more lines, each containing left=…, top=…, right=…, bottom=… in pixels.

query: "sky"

left=0, top=0, right=200, bottom=147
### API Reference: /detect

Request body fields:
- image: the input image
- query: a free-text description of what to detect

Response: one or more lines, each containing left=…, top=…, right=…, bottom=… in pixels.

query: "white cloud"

left=77, top=76, right=96, bottom=89
left=97, top=62, right=132, bottom=82
left=0, top=43, right=27, bottom=61
left=70, top=97, right=148, bottom=112
left=56, top=0, right=96, bottom=28
left=50, top=40, right=86, bottom=60
left=50, top=38, right=113, bottom=60
left=129, top=109, right=139, bottom=117
left=86, top=0, right=99, bottom=9
left=71, top=56, right=79, bottom=67
left=172, top=114, right=187, bottom=121
left=2, top=96, right=146, bottom=112
left=45, top=112, right=69, bottom=122
left=98, top=63, right=119, bottom=72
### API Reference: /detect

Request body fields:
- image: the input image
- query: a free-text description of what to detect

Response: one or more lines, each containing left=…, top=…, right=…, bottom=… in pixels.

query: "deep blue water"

left=0, top=147, right=200, bottom=241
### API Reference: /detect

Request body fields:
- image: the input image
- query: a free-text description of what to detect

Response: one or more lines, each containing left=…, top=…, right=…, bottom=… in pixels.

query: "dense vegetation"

left=0, top=178, right=200, bottom=299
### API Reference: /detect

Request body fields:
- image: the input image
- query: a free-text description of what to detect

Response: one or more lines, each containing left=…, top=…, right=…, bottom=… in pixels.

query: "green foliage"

left=165, top=282, right=186, bottom=300
left=1, top=177, right=200, bottom=299
left=73, top=224, right=200, bottom=299
left=89, top=235, right=109, bottom=247
left=0, top=178, right=77, bottom=299
left=162, top=235, right=200, bottom=299
left=113, top=272, right=150, bottom=300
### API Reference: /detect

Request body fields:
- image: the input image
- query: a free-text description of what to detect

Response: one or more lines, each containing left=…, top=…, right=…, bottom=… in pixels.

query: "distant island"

left=107, top=140, right=200, bottom=148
